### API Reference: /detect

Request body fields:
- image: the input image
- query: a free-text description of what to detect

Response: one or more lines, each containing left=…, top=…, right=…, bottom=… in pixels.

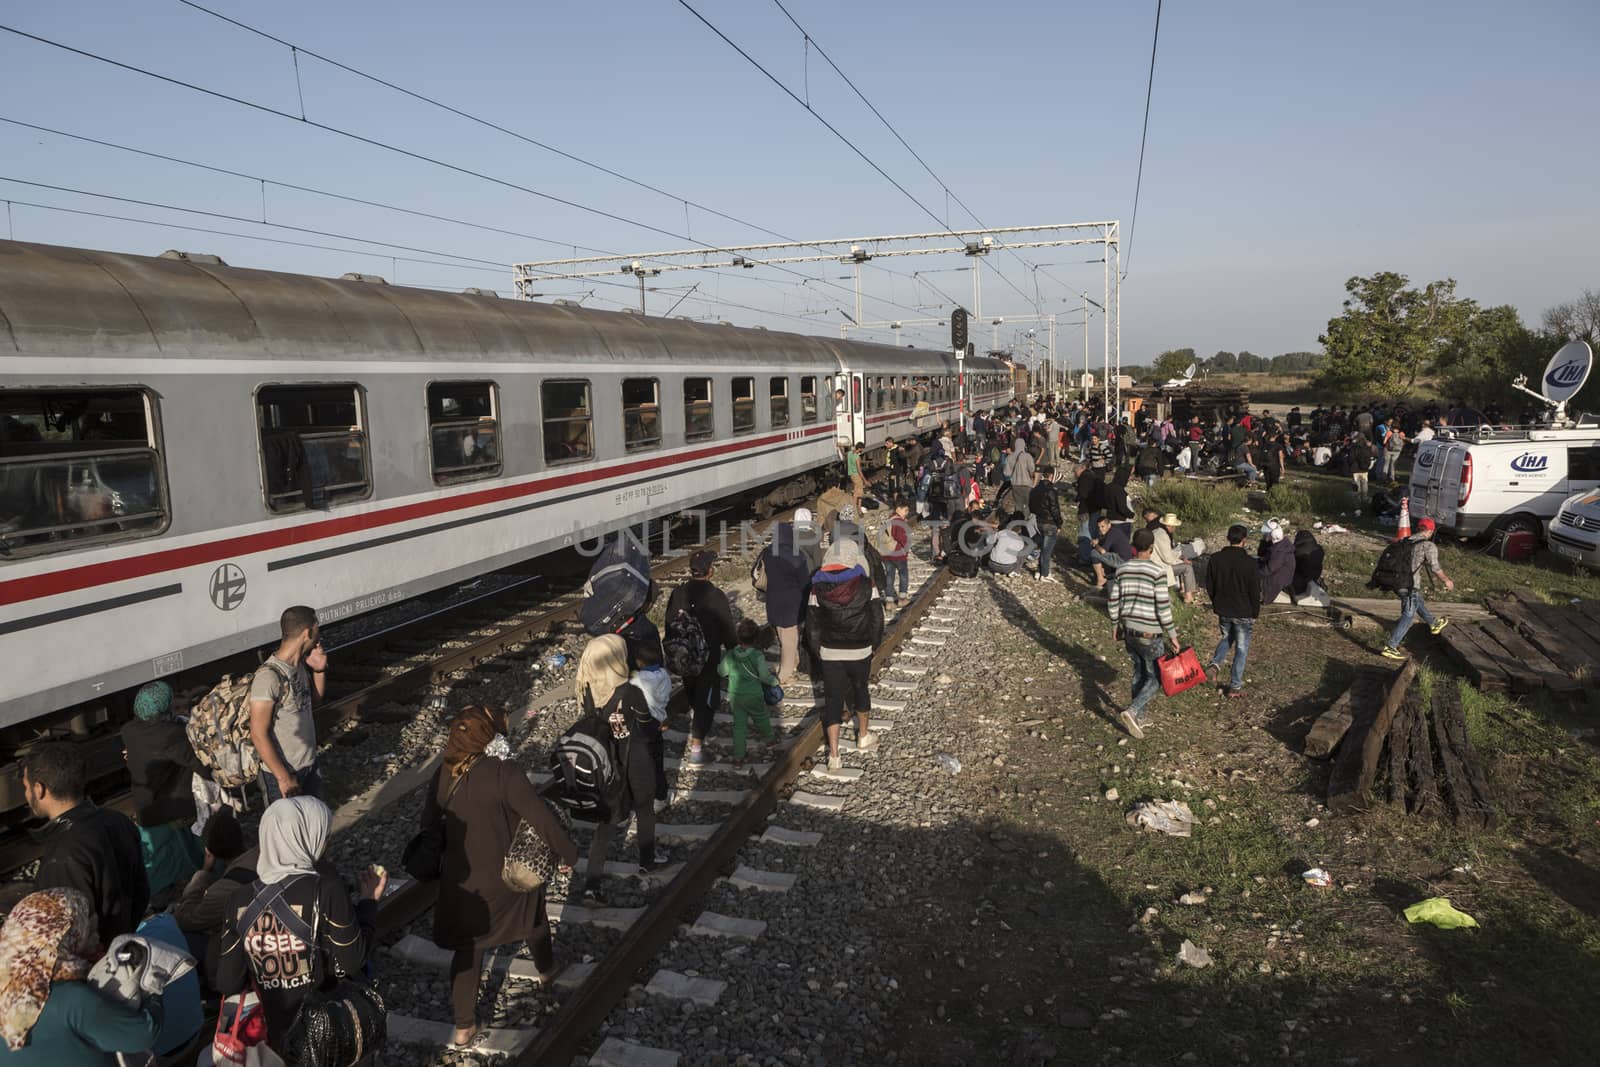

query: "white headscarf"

left=256, top=796, right=332, bottom=884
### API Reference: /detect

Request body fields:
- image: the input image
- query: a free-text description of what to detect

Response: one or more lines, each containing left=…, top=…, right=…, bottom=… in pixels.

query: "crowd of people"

left=0, top=392, right=1470, bottom=1063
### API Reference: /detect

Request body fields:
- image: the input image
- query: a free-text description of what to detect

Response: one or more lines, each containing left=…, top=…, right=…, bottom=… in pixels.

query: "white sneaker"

left=827, top=753, right=843, bottom=771
left=856, top=730, right=880, bottom=752
left=1040, top=574, right=1060, bottom=584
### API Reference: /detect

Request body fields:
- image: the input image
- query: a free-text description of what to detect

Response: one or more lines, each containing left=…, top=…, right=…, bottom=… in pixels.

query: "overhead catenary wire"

left=673, top=0, right=1041, bottom=314
left=173, top=1, right=945, bottom=315
left=766, top=0, right=1047, bottom=308
left=1124, top=0, right=1162, bottom=276
left=0, top=28, right=929, bottom=321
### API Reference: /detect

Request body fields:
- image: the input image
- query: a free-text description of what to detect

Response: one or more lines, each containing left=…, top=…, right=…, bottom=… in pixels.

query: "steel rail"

left=511, top=566, right=953, bottom=1066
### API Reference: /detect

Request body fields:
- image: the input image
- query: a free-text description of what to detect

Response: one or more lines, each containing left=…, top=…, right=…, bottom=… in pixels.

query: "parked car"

left=1550, top=488, right=1600, bottom=570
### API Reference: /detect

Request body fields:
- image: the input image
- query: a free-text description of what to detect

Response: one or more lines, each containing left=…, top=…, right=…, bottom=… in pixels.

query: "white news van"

left=1409, top=423, right=1600, bottom=538
left=1408, top=339, right=1598, bottom=539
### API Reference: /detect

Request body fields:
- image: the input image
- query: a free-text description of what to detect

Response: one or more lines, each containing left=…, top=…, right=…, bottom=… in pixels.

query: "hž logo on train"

left=210, top=563, right=247, bottom=611
left=1509, top=453, right=1550, bottom=475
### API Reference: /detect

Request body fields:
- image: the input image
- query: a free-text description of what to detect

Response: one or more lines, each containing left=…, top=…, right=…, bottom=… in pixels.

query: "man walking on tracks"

left=1107, top=528, right=1181, bottom=740
left=1376, top=518, right=1453, bottom=660
left=249, top=604, right=327, bottom=801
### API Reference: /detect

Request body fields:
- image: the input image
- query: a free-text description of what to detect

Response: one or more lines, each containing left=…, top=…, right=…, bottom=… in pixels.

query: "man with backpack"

left=248, top=605, right=326, bottom=801
left=1375, top=518, right=1453, bottom=660
left=668, top=550, right=737, bottom=765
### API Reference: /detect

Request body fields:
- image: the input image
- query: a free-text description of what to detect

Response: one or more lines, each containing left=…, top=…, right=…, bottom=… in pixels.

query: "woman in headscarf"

left=214, top=797, right=384, bottom=1057
left=1291, top=529, right=1326, bottom=603
left=1258, top=520, right=1297, bottom=605
left=576, top=636, right=661, bottom=906
left=422, top=705, right=578, bottom=1048
left=0, top=888, right=162, bottom=1063
left=118, top=681, right=205, bottom=908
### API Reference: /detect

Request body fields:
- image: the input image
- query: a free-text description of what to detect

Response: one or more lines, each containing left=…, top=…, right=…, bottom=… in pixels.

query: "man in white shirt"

left=987, top=525, right=1033, bottom=576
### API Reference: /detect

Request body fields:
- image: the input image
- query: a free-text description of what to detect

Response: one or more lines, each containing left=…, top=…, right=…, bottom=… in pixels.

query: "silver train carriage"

left=0, top=239, right=1012, bottom=734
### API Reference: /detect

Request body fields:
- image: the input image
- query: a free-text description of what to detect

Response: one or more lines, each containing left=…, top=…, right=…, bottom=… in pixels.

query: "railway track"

left=364, top=539, right=970, bottom=1064
left=0, top=508, right=736, bottom=880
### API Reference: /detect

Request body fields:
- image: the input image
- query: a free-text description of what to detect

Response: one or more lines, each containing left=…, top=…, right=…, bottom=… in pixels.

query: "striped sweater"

left=1107, top=557, right=1176, bottom=638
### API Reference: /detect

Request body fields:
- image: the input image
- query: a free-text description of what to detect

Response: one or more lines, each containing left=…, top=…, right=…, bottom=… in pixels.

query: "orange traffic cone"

left=1394, top=496, right=1412, bottom=541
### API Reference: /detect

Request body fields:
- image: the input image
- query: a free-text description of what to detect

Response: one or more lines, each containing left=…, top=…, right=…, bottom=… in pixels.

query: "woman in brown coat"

left=422, top=705, right=578, bottom=1047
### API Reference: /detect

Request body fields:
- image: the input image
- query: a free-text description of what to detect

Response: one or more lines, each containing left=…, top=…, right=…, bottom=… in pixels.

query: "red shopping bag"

left=1158, top=646, right=1205, bottom=696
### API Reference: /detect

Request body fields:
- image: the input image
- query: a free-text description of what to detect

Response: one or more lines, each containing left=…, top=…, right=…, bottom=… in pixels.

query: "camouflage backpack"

left=186, top=662, right=282, bottom=789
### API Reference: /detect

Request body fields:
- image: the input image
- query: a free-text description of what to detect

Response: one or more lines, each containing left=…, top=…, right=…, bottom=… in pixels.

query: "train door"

left=833, top=370, right=864, bottom=451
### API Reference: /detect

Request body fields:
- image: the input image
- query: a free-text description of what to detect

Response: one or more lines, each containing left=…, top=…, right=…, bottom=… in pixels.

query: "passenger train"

left=0, top=238, right=1011, bottom=779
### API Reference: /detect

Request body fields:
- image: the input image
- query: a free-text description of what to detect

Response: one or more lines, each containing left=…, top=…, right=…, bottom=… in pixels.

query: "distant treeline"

left=1125, top=349, right=1327, bottom=381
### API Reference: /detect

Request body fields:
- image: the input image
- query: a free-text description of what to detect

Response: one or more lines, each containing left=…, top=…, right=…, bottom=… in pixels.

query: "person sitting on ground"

left=1150, top=512, right=1198, bottom=604
left=718, top=619, right=778, bottom=769
left=1087, top=513, right=1134, bottom=588
left=986, top=522, right=1033, bottom=576
left=170, top=808, right=258, bottom=977
left=23, top=743, right=149, bottom=951
left=420, top=706, right=578, bottom=1049
left=1258, top=519, right=1297, bottom=604
left=0, top=889, right=163, bottom=1065
left=1291, top=529, right=1327, bottom=604
left=119, top=682, right=205, bottom=911
left=806, top=539, right=884, bottom=771
left=214, top=797, right=384, bottom=1061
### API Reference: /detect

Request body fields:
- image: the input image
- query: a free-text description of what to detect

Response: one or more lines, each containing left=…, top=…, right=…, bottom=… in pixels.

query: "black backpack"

left=547, top=688, right=623, bottom=822
left=1367, top=539, right=1417, bottom=593
left=662, top=606, right=709, bottom=678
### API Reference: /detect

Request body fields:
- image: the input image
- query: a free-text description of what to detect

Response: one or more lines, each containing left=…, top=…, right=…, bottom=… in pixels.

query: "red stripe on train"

left=0, top=424, right=835, bottom=608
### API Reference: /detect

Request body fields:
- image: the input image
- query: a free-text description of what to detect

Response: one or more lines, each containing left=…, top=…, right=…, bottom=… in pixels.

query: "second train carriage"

left=0, top=239, right=1012, bottom=744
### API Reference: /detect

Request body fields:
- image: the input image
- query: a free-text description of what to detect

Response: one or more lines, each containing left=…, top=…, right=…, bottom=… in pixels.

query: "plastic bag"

left=1125, top=799, right=1197, bottom=837
left=1403, top=897, right=1478, bottom=929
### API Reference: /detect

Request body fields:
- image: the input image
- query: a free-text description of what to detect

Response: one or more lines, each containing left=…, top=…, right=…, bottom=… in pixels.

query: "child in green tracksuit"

left=718, top=619, right=777, bottom=767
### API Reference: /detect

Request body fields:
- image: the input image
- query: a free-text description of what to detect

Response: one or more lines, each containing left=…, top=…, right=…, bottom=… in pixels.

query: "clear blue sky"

left=2, top=0, right=1595, bottom=363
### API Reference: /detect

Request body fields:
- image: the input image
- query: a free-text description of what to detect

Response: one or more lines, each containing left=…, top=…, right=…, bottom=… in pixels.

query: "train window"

left=864, top=377, right=875, bottom=414
left=769, top=377, right=790, bottom=428
left=0, top=388, right=167, bottom=553
left=800, top=375, right=818, bottom=423
left=874, top=377, right=886, bottom=411
left=684, top=377, right=714, bottom=442
left=257, top=384, right=369, bottom=512
left=541, top=379, right=593, bottom=464
left=732, top=377, right=756, bottom=434
left=897, top=376, right=908, bottom=406
left=426, top=381, right=500, bottom=483
left=623, top=378, right=661, bottom=452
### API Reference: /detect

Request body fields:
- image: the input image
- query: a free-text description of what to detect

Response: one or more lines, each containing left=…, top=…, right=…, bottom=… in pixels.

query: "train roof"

left=0, top=239, right=1007, bottom=374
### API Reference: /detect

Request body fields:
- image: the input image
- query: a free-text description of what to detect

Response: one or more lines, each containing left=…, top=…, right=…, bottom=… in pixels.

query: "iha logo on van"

left=1547, top=361, right=1586, bottom=388
left=1509, top=452, right=1550, bottom=474
left=1416, top=450, right=1435, bottom=468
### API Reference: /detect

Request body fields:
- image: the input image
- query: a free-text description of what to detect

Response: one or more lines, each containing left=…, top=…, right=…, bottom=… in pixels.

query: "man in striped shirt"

left=1107, top=528, right=1182, bottom=739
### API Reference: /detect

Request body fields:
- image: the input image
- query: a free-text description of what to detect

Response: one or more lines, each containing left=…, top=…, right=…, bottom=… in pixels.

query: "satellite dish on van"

left=1163, top=363, right=1197, bottom=389
left=1541, top=340, right=1592, bottom=405
left=1184, top=363, right=1197, bottom=380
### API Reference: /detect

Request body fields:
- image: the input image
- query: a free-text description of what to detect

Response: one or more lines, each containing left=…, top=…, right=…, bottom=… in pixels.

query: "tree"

left=1317, top=272, right=1474, bottom=395
left=1271, top=351, right=1325, bottom=372
left=1153, top=348, right=1197, bottom=380
left=1543, top=289, right=1600, bottom=345
left=1210, top=350, right=1238, bottom=372
left=1235, top=350, right=1268, bottom=373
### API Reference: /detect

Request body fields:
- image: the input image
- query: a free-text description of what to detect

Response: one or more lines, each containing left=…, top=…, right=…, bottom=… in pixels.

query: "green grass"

left=1264, top=483, right=1312, bottom=524
left=1138, top=479, right=1245, bottom=529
